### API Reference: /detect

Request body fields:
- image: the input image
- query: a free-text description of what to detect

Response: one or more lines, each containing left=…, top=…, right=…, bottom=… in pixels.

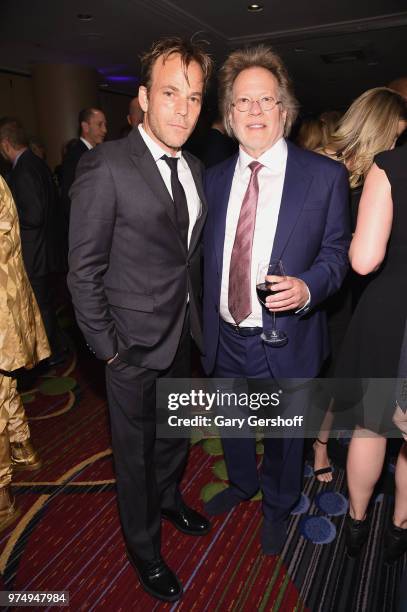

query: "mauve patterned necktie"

left=228, top=161, right=263, bottom=325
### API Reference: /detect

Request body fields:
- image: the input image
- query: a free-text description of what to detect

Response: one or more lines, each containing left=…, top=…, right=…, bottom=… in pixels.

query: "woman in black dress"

left=312, top=88, right=407, bottom=481
left=394, top=321, right=407, bottom=441
left=338, top=142, right=407, bottom=562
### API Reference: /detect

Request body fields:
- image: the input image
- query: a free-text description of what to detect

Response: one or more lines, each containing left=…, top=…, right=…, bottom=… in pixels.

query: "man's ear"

left=138, top=86, right=148, bottom=113
left=1, top=138, right=11, bottom=159
left=81, top=121, right=88, bottom=136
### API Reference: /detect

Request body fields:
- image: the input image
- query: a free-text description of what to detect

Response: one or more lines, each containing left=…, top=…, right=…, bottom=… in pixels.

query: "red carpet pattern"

left=0, top=321, right=405, bottom=611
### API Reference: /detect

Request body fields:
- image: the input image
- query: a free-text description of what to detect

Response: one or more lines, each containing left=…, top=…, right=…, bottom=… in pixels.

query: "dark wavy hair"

left=140, top=36, right=213, bottom=92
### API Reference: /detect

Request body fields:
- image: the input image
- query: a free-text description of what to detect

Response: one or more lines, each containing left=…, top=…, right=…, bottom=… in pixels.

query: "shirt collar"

left=80, top=137, right=93, bottom=150
left=138, top=124, right=182, bottom=163
left=12, top=148, right=26, bottom=168
left=238, top=137, right=287, bottom=174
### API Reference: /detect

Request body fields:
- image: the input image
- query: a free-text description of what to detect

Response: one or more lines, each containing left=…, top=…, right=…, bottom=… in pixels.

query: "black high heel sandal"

left=313, top=438, right=333, bottom=479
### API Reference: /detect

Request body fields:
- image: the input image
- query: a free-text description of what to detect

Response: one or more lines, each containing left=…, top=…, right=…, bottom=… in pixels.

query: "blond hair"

left=329, top=87, right=407, bottom=188
left=218, top=45, right=299, bottom=138
left=296, top=117, right=324, bottom=151
left=318, top=110, right=341, bottom=150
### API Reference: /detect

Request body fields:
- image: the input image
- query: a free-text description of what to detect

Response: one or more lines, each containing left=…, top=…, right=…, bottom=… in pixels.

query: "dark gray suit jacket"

left=60, top=139, right=89, bottom=221
left=68, top=127, right=207, bottom=368
left=8, top=149, right=59, bottom=279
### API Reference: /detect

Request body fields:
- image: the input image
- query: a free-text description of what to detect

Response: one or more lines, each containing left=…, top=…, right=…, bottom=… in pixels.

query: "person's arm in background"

left=349, top=163, right=393, bottom=275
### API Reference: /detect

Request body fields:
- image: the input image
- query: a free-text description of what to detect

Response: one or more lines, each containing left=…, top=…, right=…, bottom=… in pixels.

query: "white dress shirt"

left=220, top=138, right=288, bottom=327
left=138, top=125, right=200, bottom=246
left=12, top=148, right=26, bottom=168
left=80, top=137, right=93, bottom=150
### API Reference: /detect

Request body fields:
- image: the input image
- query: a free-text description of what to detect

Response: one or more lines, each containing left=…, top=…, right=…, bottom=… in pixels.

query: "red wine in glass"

left=256, top=281, right=280, bottom=305
left=256, top=260, right=288, bottom=346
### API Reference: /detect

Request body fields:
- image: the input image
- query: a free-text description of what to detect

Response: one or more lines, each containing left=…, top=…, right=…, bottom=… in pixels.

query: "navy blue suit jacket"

left=202, top=140, right=351, bottom=378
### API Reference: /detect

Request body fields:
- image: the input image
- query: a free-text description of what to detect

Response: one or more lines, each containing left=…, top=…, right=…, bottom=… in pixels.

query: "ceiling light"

left=77, top=13, right=93, bottom=21
left=247, top=3, right=263, bottom=12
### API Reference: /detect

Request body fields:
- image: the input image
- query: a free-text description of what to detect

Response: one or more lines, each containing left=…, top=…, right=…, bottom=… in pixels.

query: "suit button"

left=215, top=305, right=219, bottom=313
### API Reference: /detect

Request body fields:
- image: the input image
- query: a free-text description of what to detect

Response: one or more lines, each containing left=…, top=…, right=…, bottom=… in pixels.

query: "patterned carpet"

left=0, top=313, right=406, bottom=611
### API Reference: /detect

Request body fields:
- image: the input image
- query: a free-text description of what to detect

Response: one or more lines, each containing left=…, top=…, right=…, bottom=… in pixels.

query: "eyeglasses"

left=231, top=96, right=282, bottom=112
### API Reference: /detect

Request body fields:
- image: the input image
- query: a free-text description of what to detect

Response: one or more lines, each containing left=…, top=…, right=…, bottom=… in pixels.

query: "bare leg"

left=347, top=427, right=387, bottom=520
left=313, top=399, right=334, bottom=483
left=394, top=441, right=407, bottom=529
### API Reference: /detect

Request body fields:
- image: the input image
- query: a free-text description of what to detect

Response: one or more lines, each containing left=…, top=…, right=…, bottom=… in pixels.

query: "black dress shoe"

left=345, top=513, right=370, bottom=558
left=127, top=552, right=182, bottom=602
left=384, top=522, right=407, bottom=564
left=161, top=504, right=211, bottom=535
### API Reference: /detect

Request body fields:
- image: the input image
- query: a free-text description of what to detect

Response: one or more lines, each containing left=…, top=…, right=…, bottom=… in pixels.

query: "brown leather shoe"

left=11, top=439, right=42, bottom=471
left=0, top=486, right=21, bottom=532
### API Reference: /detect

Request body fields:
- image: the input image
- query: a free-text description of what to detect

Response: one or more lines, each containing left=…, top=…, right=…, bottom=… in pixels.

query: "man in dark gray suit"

left=60, top=107, right=107, bottom=220
left=68, top=38, right=212, bottom=602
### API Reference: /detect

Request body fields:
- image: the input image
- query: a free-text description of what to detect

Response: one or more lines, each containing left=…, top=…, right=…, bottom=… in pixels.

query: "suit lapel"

left=214, top=155, right=238, bottom=273
left=183, top=153, right=207, bottom=255
left=271, top=141, right=313, bottom=260
left=128, top=129, right=179, bottom=232
left=79, top=140, right=88, bottom=154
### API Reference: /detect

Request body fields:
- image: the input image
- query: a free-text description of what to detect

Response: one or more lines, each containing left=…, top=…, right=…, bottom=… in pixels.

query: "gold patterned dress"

left=0, top=176, right=50, bottom=445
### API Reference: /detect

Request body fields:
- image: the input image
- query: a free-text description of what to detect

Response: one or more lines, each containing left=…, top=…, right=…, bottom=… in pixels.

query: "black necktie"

left=162, top=155, right=189, bottom=247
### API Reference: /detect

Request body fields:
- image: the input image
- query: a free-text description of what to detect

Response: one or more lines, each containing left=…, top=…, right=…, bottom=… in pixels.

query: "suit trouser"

left=0, top=374, right=30, bottom=487
left=214, top=321, right=305, bottom=523
left=29, top=275, right=63, bottom=355
left=105, top=316, right=191, bottom=562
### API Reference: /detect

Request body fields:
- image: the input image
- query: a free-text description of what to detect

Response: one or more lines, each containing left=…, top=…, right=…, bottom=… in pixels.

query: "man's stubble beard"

left=147, top=113, right=192, bottom=152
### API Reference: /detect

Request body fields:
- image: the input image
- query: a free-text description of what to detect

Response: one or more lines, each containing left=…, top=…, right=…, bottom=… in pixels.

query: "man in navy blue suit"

left=202, top=46, right=350, bottom=554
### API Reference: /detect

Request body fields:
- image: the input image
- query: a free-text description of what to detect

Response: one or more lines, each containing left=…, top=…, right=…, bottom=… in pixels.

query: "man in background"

left=120, top=97, right=144, bottom=137
left=60, top=107, right=107, bottom=223
left=388, top=77, right=407, bottom=145
left=200, top=110, right=238, bottom=168
left=127, top=96, right=144, bottom=127
left=388, top=76, right=407, bottom=99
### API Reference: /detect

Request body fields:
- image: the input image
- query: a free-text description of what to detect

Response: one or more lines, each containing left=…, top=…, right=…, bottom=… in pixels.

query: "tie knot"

left=162, top=155, right=179, bottom=171
left=249, top=161, right=263, bottom=175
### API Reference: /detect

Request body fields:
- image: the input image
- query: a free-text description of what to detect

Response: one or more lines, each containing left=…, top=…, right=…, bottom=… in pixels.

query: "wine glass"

left=256, top=259, right=288, bottom=346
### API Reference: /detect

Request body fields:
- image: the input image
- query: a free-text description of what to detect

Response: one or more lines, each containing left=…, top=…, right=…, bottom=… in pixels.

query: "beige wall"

left=0, top=73, right=38, bottom=138
left=32, top=64, right=99, bottom=169
left=99, top=91, right=133, bottom=139
left=0, top=69, right=132, bottom=170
